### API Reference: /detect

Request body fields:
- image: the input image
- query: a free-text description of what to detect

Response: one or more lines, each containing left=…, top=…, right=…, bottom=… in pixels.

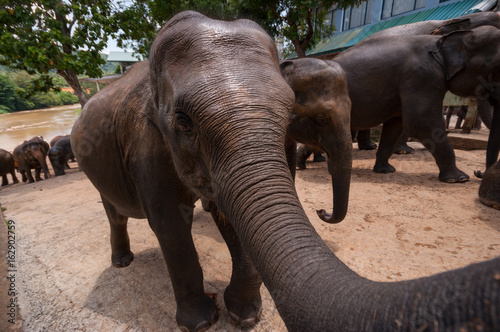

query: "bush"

left=58, top=91, right=79, bottom=105
left=0, top=74, right=17, bottom=111
left=30, top=92, right=63, bottom=109
left=0, top=104, right=11, bottom=113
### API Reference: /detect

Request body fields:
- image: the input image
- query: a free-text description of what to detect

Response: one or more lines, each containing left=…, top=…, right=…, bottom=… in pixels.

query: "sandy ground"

left=0, top=140, right=499, bottom=331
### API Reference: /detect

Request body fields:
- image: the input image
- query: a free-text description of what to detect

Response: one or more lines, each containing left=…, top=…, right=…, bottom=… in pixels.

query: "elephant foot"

left=358, top=141, right=377, bottom=150
left=296, top=161, right=306, bottom=170
left=111, top=251, right=134, bottom=267
left=394, top=144, right=415, bottom=155
left=313, top=153, right=326, bottom=163
left=439, top=170, right=469, bottom=183
left=474, top=170, right=484, bottom=178
left=373, top=162, right=396, bottom=173
left=177, top=294, right=219, bottom=332
left=35, top=177, right=43, bottom=182
left=13, top=179, right=19, bottom=184
left=224, top=285, right=262, bottom=327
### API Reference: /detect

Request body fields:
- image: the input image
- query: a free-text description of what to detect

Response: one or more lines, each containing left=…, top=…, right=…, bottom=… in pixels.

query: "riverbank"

left=0, top=142, right=498, bottom=331
left=0, top=104, right=80, bottom=152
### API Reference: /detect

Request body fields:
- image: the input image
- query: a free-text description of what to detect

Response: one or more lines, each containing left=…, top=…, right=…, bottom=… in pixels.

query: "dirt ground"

left=1, top=139, right=499, bottom=331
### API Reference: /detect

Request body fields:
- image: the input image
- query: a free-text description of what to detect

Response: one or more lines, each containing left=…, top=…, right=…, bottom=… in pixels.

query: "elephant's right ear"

left=429, top=30, right=472, bottom=80
left=279, top=60, right=295, bottom=76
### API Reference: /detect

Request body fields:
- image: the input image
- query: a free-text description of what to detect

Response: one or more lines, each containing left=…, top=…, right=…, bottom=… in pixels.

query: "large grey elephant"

left=71, top=11, right=500, bottom=332
left=335, top=25, right=500, bottom=182
left=280, top=58, right=352, bottom=223
left=352, top=12, right=500, bottom=173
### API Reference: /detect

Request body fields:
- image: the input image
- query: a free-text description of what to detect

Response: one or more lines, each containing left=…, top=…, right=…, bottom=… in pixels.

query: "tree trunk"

left=293, top=39, right=306, bottom=58
left=58, top=69, right=88, bottom=107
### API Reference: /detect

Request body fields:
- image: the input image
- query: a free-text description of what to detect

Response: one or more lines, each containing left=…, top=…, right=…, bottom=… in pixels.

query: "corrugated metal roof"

left=303, top=0, right=488, bottom=58
left=106, top=51, right=143, bottom=62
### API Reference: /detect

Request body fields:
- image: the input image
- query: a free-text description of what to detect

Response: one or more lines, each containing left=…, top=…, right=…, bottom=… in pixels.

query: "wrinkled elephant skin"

left=71, top=11, right=500, bottom=332
left=352, top=12, right=500, bottom=175
left=336, top=25, right=500, bottom=183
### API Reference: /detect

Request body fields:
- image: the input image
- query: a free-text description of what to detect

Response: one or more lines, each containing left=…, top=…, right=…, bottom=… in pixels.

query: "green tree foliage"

left=113, top=1, right=362, bottom=59
left=237, top=0, right=363, bottom=58
left=0, top=74, right=16, bottom=111
left=0, top=71, right=78, bottom=112
left=0, top=0, right=116, bottom=107
left=113, top=0, right=236, bottom=58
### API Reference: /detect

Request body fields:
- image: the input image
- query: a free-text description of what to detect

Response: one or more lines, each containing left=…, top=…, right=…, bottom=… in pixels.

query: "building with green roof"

left=296, top=0, right=498, bottom=59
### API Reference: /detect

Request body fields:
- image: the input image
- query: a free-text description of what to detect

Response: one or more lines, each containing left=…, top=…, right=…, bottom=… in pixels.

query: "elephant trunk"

left=316, top=131, right=352, bottom=223
left=213, top=130, right=499, bottom=331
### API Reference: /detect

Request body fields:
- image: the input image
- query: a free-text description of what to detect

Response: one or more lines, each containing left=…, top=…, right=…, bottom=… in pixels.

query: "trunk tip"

left=316, top=209, right=345, bottom=224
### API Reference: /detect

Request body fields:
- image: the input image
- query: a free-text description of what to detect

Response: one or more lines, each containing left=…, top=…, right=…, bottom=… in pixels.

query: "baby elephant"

left=479, top=160, right=500, bottom=209
left=0, top=149, right=19, bottom=186
left=48, top=135, right=74, bottom=176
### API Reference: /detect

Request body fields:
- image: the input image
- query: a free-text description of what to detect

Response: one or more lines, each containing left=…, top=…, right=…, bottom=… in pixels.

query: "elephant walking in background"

left=350, top=12, right=500, bottom=176
left=72, top=11, right=499, bottom=332
left=48, top=135, right=74, bottom=176
left=479, top=160, right=500, bottom=209
left=280, top=58, right=352, bottom=223
left=13, top=136, right=51, bottom=183
left=335, top=25, right=500, bottom=182
left=0, top=148, right=19, bottom=186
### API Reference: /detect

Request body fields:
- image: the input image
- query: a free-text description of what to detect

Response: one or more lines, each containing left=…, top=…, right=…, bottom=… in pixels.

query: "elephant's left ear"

left=429, top=30, right=472, bottom=80
left=431, top=18, right=470, bottom=35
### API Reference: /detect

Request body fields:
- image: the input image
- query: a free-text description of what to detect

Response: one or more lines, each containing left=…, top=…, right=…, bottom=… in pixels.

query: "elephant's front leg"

left=25, top=168, right=35, bottom=183
left=35, top=166, right=43, bottom=181
left=373, top=117, right=404, bottom=173
left=208, top=201, right=263, bottom=327
left=101, top=195, right=134, bottom=267
left=148, top=199, right=218, bottom=332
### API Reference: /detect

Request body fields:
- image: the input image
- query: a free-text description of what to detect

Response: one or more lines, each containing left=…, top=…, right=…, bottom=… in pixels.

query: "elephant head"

left=147, top=12, right=499, bottom=330
left=280, top=58, right=352, bottom=223
left=429, top=26, right=500, bottom=171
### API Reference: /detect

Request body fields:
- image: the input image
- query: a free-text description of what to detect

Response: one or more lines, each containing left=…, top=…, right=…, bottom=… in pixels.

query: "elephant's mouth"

left=193, top=178, right=215, bottom=201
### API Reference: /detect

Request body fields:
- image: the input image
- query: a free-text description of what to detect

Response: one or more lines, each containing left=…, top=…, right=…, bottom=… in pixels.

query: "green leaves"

left=0, top=0, right=116, bottom=106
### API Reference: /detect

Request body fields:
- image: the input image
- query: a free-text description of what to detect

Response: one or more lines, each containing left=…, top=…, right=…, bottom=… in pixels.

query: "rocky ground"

left=0, top=140, right=499, bottom=331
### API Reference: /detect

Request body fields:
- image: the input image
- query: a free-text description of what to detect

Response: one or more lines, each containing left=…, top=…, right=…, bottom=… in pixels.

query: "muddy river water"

left=0, top=104, right=80, bottom=152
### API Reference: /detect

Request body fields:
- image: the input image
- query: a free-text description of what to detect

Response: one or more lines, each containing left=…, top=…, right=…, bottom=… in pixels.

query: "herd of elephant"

left=0, top=134, right=75, bottom=186
left=2, top=9, right=500, bottom=331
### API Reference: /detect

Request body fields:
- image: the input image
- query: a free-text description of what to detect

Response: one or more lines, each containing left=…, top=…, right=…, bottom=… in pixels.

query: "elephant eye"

left=315, top=114, right=330, bottom=126
left=175, top=112, right=193, bottom=133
